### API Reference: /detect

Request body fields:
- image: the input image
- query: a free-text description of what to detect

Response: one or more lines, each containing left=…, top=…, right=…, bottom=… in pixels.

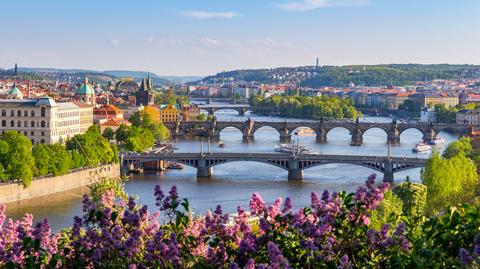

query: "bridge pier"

left=350, top=130, right=363, bottom=146
left=288, top=160, right=303, bottom=180
left=387, top=133, right=400, bottom=145
left=422, top=128, right=436, bottom=144
left=197, top=159, right=212, bottom=178
left=238, top=107, right=246, bottom=116
left=316, top=129, right=327, bottom=143
left=383, top=159, right=394, bottom=183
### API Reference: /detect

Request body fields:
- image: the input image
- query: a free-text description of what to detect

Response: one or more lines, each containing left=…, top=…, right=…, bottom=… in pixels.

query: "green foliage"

left=393, top=179, right=427, bottom=219
left=102, top=127, right=115, bottom=141
left=434, top=104, right=457, bottom=123
left=66, top=125, right=117, bottom=167
left=398, top=99, right=418, bottom=112
left=252, top=95, right=360, bottom=119
left=0, top=131, right=35, bottom=186
left=130, top=110, right=169, bottom=141
left=370, top=190, right=404, bottom=230
left=33, top=144, right=72, bottom=177
left=405, top=204, right=480, bottom=267
left=89, top=177, right=129, bottom=204
left=196, top=113, right=207, bottom=121
left=154, top=88, right=189, bottom=106
left=443, top=137, right=473, bottom=159
left=115, top=125, right=155, bottom=153
left=421, top=152, right=478, bottom=215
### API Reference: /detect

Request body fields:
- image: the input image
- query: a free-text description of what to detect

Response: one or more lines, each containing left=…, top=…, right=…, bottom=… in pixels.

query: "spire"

left=84, top=76, right=89, bottom=85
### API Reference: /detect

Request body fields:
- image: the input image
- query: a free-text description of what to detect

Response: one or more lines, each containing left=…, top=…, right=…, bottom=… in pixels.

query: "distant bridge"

left=121, top=152, right=428, bottom=182
left=165, top=118, right=470, bottom=145
left=197, top=104, right=251, bottom=116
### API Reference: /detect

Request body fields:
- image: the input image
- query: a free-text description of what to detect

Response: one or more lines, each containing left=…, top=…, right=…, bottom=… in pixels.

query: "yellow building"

left=159, top=104, right=180, bottom=123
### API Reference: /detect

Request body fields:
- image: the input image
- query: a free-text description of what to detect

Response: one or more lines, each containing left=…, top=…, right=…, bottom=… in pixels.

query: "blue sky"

left=1, top=0, right=479, bottom=76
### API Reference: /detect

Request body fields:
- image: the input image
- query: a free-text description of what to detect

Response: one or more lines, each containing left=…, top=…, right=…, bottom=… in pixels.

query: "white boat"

left=412, top=143, right=432, bottom=153
left=428, top=137, right=445, bottom=145
left=274, top=144, right=317, bottom=155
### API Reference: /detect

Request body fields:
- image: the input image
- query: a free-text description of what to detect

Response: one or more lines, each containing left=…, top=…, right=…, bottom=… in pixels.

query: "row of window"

left=1, top=130, right=46, bottom=144
left=0, top=108, right=46, bottom=118
left=1, top=120, right=47, bottom=128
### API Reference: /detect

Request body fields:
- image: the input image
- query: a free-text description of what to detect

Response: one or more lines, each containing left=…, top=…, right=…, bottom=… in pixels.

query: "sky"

left=1, top=0, right=479, bottom=76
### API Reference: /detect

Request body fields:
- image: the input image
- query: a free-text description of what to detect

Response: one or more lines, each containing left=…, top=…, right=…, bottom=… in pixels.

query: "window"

left=41, top=121, right=45, bottom=128
left=31, top=131, right=34, bottom=136
left=24, top=110, right=28, bottom=117
left=1, top=120, right=5, bottom=127
left=41, top=131, right=45, bottom=136
left=1, top=110, right=5, bottom=117
left=17, top=121, right=21, bottom=127
left=40, top=139, right=45, bottom=144
left=41, top=107, right=46, bottom=117
left=31, top=139, right=34, bottom=144
left=10, top=110, right=14, bottom=117
left=31, top=110, right=35, bottom=117
left=24, top=131, right=27, bottom=136
left=31, top=121, right=35, bottom=128
left=17, top=110, right=21, bottom=117
left=24, top=121, right=28, bottom=127
left=10, top=120, right=14, bottom=127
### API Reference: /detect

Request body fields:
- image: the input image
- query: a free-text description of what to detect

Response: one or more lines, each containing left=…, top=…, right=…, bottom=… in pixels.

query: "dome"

left=76, top=77, right=95, bottom=95
left=8, top=84, right=23, bottom=99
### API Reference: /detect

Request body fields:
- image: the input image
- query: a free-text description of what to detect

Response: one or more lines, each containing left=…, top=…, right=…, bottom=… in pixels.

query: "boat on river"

left=218, top=141, right=225, bottom=148
left=294, top=127, right=316, bottom=136
left=274, top=144, right=317, bottom=155
left=412, top=143, right=432, bottom=153
left=428, top=137, right=445, bottom=145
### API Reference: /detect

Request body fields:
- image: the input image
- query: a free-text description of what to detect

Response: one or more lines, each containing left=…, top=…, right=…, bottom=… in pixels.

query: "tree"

left=421, top=152, right=478, bottom=214
left=369, top=190, right=404, bottom=230
left=398, top=100, right=418, bottom=112
left=123, top=127, right=155, bottom=153
left=443, top=137, right=473, bottom=159
left=0, top=131, right=35, bottom=186
left=196, top=113, right=207, bottom=121
left=392, top=179, right=427, bottom=218
left=130, top=109, right=169, bottom=141
left=67, top=125, right=117, bottom=167
left=102, top=128, right=115, bottom=141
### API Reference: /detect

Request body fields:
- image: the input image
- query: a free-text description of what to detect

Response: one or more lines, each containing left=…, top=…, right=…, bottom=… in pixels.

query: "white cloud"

left=199, top=37, right=220, bottom=46
left=181, top=10, right=240, bottom=19
left=276, top=0, right=368, bottom=11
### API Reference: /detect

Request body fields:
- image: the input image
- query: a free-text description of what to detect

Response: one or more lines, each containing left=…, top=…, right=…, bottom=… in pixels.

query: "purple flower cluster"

left=0, top=175, right=424, bottom=267
left=459, top=235, right=480, bottom=266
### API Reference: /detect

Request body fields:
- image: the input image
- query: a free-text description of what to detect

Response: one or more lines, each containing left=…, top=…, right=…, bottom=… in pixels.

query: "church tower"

left=75, top=77, right=96, bottom=105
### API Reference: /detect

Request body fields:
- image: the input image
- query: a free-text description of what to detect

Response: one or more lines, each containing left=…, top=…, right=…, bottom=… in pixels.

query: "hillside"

left=199, top=64, right=480, bottom=87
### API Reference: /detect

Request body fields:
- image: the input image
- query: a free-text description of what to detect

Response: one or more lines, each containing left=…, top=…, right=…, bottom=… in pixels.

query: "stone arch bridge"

left=121, top=152, right=427, bottom=182
left=197, top=104, right=250, bottom=116
left=164, top=119, right=470, bottom=146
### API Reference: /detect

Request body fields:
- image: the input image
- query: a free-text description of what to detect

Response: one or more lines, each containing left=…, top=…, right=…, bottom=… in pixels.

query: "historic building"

left=0, top=97, right=93, bottom=144
left=180, top=104, right=200, bottom=121
left=456, top=109, right=480, bottom=125
left=6, top=84, right=23, bottom=99
left=129, top=77, right=154, bottom=106
left=75, top=77, right=96, bottom=105
left=159, top=104, right=179, bottom=122
left=93, top=102, right=124, bottom=123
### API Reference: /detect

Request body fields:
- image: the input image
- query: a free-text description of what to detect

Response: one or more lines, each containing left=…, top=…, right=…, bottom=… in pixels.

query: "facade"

left=385, top=93, right=409, bottom=110
left=130, top=77, right=154, bottom=106
left=456, top=109, right=480, bottom=125
left=0, top=97, right=93, bottom=144
left=93, top=103, right=124, bottom=123
left=159, top=104, right=180, bottom=122
left=99, top=118, right=132, bottom=132
left=459, top=93, right=480, bottom=105
left=411, top=94, right=458, bottom=108
left=420, top=106, right=437, bottom=123
left=180, top=104, right=200, bottom=121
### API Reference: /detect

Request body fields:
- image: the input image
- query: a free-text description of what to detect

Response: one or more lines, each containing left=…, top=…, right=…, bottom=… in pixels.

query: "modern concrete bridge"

left=120, top=152, right=428, bottom=182
left=197, top=104, right=251, bottom=116
left=164, top=118, right=470, bottom=145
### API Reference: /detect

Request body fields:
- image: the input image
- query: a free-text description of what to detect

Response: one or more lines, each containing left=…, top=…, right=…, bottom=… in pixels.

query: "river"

left=5, top=110, right=458, bottom=232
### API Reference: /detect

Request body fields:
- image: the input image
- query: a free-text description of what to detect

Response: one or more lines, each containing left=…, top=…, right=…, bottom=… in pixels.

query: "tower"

left=75, top=77, right=96, bottom=105
left=315, top=58, right=319, bottom=68
left=14, top=63, right=18, bottom=76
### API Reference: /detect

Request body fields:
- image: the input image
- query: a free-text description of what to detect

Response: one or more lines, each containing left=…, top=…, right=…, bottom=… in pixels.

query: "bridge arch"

left=217, top=125, right=244, bottom=135
left=289, top=126, right=317, bottom=137
left=361, top=127, right=388, bottom=144
left=399, top=127, right=427, bottom=143
left=325, top=126, right=352, bottom=143
left=205, top=159, right=288, bottom=171
left=251, top=125, right=282, bottom=136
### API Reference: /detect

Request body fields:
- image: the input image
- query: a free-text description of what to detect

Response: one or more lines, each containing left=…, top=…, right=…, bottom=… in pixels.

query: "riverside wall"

left=0, top=163, right=120, bottom=204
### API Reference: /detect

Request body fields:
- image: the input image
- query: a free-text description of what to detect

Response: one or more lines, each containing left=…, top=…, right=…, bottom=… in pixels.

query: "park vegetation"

left=252, top=95, right=360, bottom=120
left=0, top=125, right=119, bottom=187
left=154, top=88, right=189, bottom=106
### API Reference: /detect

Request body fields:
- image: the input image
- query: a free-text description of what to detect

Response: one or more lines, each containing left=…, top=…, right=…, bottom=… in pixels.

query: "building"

left=159, top=104, right=179, bottom=122
left=130, top=77, right=154, bottom=106
left=99, top=118, right=132, bottom=132
left=6, top=84, right=23, bottom=99
left=456, top=109, right=480, bottom=125
left=385, top=93, right=410, bottom=110
left=0, top=97, right=93, bottom=144
left=73, top=102, right=94, bottom=133
left=180, top=104, right=200, bottom=121
left=420, top=106, right=437, bottom=123
left=76, top=77, right=96, bottom=105
left=93, top=102, right=124, bottom=123
left=459, top=93, right=480, bottom=105
left=411, top=94, right=458, bottom=108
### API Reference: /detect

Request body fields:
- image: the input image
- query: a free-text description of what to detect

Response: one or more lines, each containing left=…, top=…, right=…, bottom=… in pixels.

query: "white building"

left=0, top=97, right=93, bottom=145
left=456, top=109, right=480, bottom=125
left=420, top=106, right=437, bottom=123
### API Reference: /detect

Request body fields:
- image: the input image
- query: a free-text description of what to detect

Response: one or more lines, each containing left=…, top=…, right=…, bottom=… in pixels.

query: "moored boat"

left=412, top=143, right=432, bottom=153
left=428, top=137, right=445, bottom=145
left=274, top=144, right=317, bottom=155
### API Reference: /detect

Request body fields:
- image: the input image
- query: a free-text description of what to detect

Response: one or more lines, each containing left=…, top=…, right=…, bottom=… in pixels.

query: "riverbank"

left=0, top=163, right=120, bottom=204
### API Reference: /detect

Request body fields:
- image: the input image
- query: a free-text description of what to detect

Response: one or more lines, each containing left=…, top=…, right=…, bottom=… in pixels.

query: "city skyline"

left=1, top=0, right=479, bottom=76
